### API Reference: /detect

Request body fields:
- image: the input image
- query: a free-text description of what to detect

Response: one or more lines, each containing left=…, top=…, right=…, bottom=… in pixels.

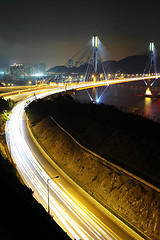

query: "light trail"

left=5, top=89, right=121, bottom=240
left=5, top=86, right=147, bottom=240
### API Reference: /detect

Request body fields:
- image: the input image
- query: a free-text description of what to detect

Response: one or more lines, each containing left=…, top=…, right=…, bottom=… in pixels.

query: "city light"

left=33, top=73, right=44, bottom=77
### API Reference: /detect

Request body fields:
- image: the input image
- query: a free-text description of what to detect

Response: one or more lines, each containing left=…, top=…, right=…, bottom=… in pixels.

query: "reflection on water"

left=140, top=97, right=160, bottom=122
left=144, top=97, right=152, bottom=114
left=73, top=85, right=160, bottom=123
left=145, top=97, right=152, bottom=104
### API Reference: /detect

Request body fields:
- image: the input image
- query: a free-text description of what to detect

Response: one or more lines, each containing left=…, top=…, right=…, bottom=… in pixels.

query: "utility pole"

left=47, top=176, right=59, bottom=214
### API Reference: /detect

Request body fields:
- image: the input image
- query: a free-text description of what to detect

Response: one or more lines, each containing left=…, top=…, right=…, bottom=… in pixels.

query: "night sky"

left=0, top=0, right=159, bottom=67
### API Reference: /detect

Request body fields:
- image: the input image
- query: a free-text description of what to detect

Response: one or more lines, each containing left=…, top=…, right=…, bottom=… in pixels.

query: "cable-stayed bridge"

left=44, top=35, right=159, bottom=103
left=2, top=35, right=159, bottom=102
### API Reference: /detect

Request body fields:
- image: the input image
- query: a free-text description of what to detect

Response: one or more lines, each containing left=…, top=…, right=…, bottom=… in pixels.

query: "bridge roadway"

left=1, top=74, right=160, bottom=101
left=75, top=74, right=160, bottom=90
left=4, top=79, right=154, bottom=240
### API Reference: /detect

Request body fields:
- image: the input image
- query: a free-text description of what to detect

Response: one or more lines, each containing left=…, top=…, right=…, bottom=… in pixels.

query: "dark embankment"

left=26, top=94, right=160, bottom=240
left=26, top=94, right=160, bottom=187
left=0, top=152, right=70, bottom=240
left=0, top=97, right=70, bottom=240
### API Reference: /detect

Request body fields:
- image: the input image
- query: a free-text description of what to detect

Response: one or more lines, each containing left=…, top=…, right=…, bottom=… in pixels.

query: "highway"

left=1, top=73, right=160, bottom=100
left=5, top=86, right=147, bottom=240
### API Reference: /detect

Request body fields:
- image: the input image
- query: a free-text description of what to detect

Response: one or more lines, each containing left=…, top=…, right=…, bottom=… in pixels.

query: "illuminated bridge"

left=43, top=36, right=159, bottom=103
left=2, top=36, right=159, bottom=102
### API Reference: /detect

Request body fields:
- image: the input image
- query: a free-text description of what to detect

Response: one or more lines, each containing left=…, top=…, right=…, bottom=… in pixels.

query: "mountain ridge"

left=47, top=54, right=160, bottom=74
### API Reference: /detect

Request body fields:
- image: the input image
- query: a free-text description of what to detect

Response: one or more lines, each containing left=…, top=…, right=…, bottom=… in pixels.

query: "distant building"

left=10, top=63, right=46, bottom=77
left=80, top=61, right=87, bottom=66
left=25, top=65, right=35, bottom=75
left=10, top=63, right=25, bottom=76
left=34, top=63, right=46, bottom=74
left=74, top=61, right=79, bottom=67
left=67, top=59, right=73, bottom=68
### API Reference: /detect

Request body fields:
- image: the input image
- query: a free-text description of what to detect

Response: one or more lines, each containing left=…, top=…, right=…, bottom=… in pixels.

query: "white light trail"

left=4, top=83, right=150, bottom=240
left=5, top=89, right=120, bottom=240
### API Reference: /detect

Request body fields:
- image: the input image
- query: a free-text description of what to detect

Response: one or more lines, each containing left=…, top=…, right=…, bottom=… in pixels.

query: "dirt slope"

left=32, top=116, right=160, bottom=240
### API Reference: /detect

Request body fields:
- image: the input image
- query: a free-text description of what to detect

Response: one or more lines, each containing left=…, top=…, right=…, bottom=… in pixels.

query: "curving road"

left=5, top=87, right=145, bottom=240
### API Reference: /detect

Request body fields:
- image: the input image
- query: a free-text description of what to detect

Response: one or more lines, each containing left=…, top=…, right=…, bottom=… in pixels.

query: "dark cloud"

left=0, top=0, right=159, bottom=66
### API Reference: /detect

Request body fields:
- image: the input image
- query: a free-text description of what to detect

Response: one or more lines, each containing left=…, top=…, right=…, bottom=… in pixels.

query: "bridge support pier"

left=144, top=43, right=155, bottom=97
left=145, top=86, right=152, bottom=96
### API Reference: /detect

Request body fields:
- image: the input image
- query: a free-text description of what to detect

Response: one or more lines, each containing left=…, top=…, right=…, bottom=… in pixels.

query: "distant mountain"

left=47, top=64, right=92, bottom=74
left=47, top=54, right=160, bottom=75
left=118, top=55, right=149, bottom=74
left=101, top=60, right=119, bottom=73
left=48, top=65, right=70, bottom=73
left=102, top=55, right=160, bottom=74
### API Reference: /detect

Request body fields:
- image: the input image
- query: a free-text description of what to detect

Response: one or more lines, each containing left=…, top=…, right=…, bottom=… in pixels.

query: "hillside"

left=47, top=54, right=160, bottom=74
left=26, top=94, right=160, bottom=187
left=26, top=95, right=160, bottom=240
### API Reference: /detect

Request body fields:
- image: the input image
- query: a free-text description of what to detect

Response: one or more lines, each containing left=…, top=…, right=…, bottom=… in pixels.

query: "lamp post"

left=47, top=176, right=59, bottom=214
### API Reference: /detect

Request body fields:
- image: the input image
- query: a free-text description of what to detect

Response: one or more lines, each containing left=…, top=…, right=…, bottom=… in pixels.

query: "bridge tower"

left=92, top=35, right=98, bottom=102
left=145, top=42, right=154, bottom=96
left=93, top=35, right=98, bottom=77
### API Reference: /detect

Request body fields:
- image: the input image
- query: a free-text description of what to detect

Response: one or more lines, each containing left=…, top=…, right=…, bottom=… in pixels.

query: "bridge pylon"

left=145, top=42, right=154, bottom=96
left=92, top=35, right=98, bottom=76
left=92, top=35, right=98, bottom=102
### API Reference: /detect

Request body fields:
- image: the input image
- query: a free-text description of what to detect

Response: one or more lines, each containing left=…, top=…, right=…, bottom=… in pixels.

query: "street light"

left=47, top=176, right=59, bottom=214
